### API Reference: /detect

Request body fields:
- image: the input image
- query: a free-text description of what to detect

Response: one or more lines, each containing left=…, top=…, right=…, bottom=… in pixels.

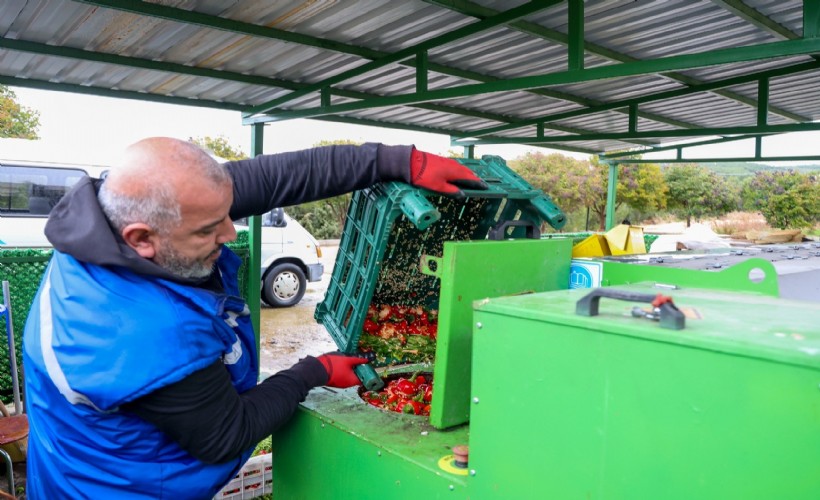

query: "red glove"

left=410, top=149, right=488, bottom=197
left=316, top=352, right=369, bottom=388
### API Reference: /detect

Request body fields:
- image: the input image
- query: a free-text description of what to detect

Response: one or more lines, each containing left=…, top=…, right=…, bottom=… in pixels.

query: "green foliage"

left=286, top=197, right=350, bottom=239
left=742, top=170, right=820, bottom=229
left=510, top=152, right=667, bottom=230
left=698, top=161, right=820, bottom=177
left=0, top=85, right=40, bottom=139
left=190, top=135, right=249, bottom=160
left=664, top=164, right=739, bottom=227
left=509, top=151, right=596, bottom=214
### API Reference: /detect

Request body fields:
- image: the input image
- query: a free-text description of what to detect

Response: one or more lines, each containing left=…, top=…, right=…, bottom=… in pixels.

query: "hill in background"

left=658, top=161, right=820, bottom=177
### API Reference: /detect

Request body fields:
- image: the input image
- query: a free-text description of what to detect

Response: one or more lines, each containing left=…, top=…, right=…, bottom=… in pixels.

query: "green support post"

left=806, top=0, right=819, bottom=38
left=462, top=144, right=475, bottom=159
left=248, top=123, right=264, bottom=350
left=567, top=0, right=584, bottom=71
left=604, top=160, right=617, bottom=230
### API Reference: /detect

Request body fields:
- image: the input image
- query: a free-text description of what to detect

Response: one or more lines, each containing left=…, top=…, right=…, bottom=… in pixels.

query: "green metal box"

left=470, top=284, right=820, bottom=499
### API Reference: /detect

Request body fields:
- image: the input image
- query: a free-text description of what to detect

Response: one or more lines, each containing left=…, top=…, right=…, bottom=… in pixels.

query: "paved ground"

left=258, top=241, right=339, bottom=377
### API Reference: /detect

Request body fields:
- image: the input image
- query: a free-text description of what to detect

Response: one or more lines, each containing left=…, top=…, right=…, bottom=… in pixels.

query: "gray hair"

left=99, top=181, right=182, bottom=235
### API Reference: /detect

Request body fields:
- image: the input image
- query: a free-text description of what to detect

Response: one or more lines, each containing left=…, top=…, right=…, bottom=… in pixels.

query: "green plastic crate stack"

left=314, top=155, right=566, bottom=386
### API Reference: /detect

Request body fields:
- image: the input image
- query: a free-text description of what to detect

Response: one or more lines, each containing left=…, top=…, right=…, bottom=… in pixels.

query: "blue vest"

left=23, top=248, right=257, bottom=499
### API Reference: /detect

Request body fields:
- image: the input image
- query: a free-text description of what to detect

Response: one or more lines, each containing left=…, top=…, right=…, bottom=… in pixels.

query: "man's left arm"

left=226, top=143, right=411, bottom=220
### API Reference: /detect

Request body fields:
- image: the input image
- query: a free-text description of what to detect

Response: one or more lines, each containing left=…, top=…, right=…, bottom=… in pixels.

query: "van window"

left=0, top=164, right=87, bottom=216
left=235, top=208, right=287, bottom=228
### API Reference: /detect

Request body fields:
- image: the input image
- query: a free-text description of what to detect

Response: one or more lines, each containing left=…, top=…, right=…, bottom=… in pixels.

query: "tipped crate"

left=213, top=454, right=273, bottom=500
left=315, top=155, right=566, bottom=391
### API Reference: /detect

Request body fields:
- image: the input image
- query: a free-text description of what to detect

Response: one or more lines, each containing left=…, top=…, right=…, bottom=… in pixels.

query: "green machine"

left=271, top=157, right=820, bottom=499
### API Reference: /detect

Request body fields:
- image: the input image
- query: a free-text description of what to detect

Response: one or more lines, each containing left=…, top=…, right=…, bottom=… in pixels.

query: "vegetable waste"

left=360, top=372, right=433, bottom=416
left=357, top=304, right=438, bottom=365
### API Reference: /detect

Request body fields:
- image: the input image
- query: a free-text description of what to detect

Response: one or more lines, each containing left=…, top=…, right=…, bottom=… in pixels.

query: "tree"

left=588, top=157, right=667, bottom=230
left=190, top=135, right=248, bottom=160
left=664, top=164, right=738, bottom=227
left=0, top=85, right=41, bottom=139
left=742, top=170, right=819, bottom=229
left=510, top=152, right=667, bottom=230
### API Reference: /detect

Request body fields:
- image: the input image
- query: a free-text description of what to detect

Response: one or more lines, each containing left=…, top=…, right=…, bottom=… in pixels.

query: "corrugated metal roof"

left=1, top=0, right=818, bottom=156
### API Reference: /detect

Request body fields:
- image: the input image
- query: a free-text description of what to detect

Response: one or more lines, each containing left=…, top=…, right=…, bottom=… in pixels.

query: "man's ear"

left=121, top=223, right=158, bottom=259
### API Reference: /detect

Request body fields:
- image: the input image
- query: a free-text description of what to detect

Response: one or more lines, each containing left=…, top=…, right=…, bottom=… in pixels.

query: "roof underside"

left=2, top=0, right=819, bottom=159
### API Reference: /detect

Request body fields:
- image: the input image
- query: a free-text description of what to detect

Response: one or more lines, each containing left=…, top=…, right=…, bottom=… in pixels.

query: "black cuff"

left=292, top=355, right=329, bottom=387
left=376, top=144, right=414, bottom=184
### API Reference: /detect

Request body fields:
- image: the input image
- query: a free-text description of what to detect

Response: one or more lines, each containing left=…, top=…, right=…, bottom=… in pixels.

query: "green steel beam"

left=757, top=78, right=769, bottom=126
left=75, top=0, right=384, bottom=60
left=243, top=0, right=562, bottom=116
left=0, top=38, right=551, bottom=139
left=710, top=0, right=799, bottom=40
left=807, top=0, right=820, bottom=38
left=609, top=155, right=820, bottom=164
left=520, top=142, right=599, bottom=156
left=321, top=107, right=615, bottom=143
left=460, top=60, right=820, bottom=139
left=426, top=0, right=808, bottom=123
left=9, top=32, right=808, bottom=145
left=417, top=51, right=428, bottom=93
left=454, top=121, right=820, bottom=145
left=0, top=75, right=246, bottom=111
left=600, top=134, right=775, bottom=159
left=567, top=0, right=584, bottom=71
left=248, top=124, right=265, bottom=348
left=0, top=37, right=305, bottom=90
left=244, top=37, right=820, bottom=123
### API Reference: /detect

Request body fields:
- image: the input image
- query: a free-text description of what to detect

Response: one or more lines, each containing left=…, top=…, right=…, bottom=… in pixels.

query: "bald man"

left=22, top=138, right=486, bottom=499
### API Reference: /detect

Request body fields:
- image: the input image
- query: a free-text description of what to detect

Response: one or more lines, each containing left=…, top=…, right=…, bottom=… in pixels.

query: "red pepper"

left=399, top=400, right=421, bottom=415
left=363, top=319, right=379, bottom=333
left=395, top=378, right=416, bottom=397
left=423, top=385, right=433, bottom=402
left=414, top=375, right=427, bottom=386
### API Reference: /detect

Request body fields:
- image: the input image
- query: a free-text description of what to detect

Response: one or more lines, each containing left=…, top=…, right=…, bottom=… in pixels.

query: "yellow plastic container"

left=604, top=224, right=647, bottom=255
left=571, top=234, right=611, bottom=257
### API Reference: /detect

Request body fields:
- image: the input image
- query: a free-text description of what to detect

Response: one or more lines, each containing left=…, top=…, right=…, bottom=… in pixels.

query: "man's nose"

left=218, top=219, right=238, bottom=243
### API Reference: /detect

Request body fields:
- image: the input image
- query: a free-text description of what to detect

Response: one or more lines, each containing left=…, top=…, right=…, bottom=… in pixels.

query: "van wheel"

left=262, top=263, right=306, bottom=307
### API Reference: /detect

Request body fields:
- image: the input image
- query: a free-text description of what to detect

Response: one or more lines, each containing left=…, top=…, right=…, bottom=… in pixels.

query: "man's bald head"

left=100, top=137, right=232, bottom=234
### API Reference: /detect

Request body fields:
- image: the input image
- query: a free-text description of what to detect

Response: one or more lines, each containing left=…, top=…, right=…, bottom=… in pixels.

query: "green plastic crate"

left=314, top=155, right=565, bottom=387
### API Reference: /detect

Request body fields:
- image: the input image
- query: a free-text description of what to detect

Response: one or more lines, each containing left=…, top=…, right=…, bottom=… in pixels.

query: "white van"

left=234, top=208, right=324, bottom=308
left=1, top=160, right=323, bottom=308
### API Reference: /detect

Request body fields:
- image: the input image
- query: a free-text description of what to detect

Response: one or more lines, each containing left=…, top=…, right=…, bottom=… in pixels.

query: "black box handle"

left=576, top=288, right=686, bottom=330
left=488, top=219, right=541, bottom=240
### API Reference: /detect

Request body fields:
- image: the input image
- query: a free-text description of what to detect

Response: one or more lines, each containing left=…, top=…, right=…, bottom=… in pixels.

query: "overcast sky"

left=3, top=86, right=820, bottom=167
